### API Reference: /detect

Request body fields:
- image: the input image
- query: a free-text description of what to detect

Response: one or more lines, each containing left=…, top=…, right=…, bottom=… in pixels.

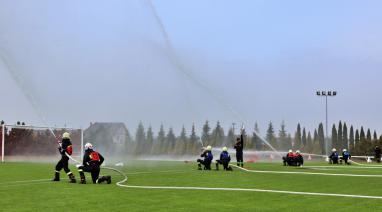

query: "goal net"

left=1, top=124, right=83, bottom=163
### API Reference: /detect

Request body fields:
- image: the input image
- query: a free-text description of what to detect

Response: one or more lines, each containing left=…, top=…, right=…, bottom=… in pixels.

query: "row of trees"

left=126, top=120, right=382, bottom=156
left=331, top=121, right=382, bottom=155
left=1, top=120, right=381, bottom=157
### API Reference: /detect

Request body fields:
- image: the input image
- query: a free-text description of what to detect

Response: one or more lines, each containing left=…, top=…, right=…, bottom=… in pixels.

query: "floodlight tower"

left=316, top=90, right=337, bottom=155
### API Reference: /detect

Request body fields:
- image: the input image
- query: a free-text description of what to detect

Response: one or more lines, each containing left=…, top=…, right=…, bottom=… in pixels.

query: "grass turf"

left=1, top=161, right=382, bottom=211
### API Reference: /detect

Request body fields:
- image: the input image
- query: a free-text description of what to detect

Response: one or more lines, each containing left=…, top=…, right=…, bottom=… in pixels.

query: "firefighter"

left=77, top=143, right=111, bottom=184
left=341, top=149, right=351, bottom=165
left=215, top=147, right=232, bottom=171
left=52, top=132, right=76, bottom=183
left=234, top=126, right=245, bottom=167
left=329, top=148, right=339, bottom=164
left=375, top=146, right=381, bottom=163
left=283, top=150, right=295, bottom=166
left=295, top=150, right=304, bottom=167
left=197, top=145, right=213, bottom=170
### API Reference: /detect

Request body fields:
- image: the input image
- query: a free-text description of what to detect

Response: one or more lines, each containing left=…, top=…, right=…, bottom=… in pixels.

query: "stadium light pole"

left=316, top=90, right=337, bottom=155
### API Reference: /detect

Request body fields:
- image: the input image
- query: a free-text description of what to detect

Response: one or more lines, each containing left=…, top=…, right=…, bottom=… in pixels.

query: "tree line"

left=1, top=120, right=381, bottom=157
left=126, top=120, right=382, bottom=156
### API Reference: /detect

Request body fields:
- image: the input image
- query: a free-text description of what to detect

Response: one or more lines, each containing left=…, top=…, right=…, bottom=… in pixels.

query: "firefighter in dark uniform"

left=215, top=146, right=232, bottom=171
left=295, top=150, right=304, bottom=166
left=340, top=149, right=351, bottom=165
left=375, top=146, right=381, bottom=163
left=234, top=127, right=244, bottom=167
left=52, top=132, right=76, bottom=183
left=197, top=145, right=213, bottom=170
left=329, top=148, right=339, bottom=164
left=77, top=143, right=111, bottom=184
left=283, top=149, right=294, bottom=166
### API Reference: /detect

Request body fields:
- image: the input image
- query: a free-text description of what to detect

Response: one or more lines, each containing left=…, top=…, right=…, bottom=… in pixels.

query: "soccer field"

left=1, top=161, right=382, bottom=211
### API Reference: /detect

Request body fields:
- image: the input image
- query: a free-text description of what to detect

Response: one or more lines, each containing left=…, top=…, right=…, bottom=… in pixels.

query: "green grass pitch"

left=1, top=160, right=382, bottom=211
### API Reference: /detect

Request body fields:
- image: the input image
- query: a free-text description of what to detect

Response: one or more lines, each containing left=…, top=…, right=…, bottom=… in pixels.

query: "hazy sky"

left=0, top=0, right=381, bottom=136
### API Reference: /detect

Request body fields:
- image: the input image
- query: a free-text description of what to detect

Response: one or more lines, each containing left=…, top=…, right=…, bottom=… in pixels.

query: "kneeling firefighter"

left=215, top=147, right=232, bottom=171
left=295, top=150, right=304, bottom=166
left=77, top=143, right=111, bottom=184
left=197, top=145, right=213, bottom=170
left=283, top=150, right=295, bottom=166
left=329, top=148, right=339, bottom=164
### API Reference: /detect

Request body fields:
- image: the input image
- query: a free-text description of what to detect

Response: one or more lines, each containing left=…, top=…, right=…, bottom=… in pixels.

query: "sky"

left=0, top=0, right=381, bottom=137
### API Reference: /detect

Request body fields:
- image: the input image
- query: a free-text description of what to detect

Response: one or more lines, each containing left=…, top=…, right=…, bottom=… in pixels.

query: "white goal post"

left=1, top=124, right=83, bottom=163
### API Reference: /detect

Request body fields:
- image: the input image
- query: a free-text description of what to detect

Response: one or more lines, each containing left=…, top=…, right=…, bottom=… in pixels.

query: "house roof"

left=84, top=122, right=128, bottom=141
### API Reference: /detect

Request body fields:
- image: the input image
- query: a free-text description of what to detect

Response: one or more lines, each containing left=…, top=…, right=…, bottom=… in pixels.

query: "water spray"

left=144, top=0, right=282, bottom=157
left=198, top=138, right=204, bottom=149
left=0, top=51, right=57, bottom=136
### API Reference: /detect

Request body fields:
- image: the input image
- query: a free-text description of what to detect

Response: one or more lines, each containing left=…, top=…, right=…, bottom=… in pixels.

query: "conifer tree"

left=301, top=128, right=307, bottom=149
left=373, top=130, right=378, bottom=141
left=211, top=121, right=225, bottom=147
left=294, top=123, right=302, bottom=149
left=360, top=127, right=365, bottom=140
left=355, top=129, right=360, bottom=154
left=332, top=124, right=338, bottom=149
left=314, top=129, right=318, bottom=142
left=166, top=127, right=176, bottom=154
left=278, top=121, right=288, bottom=151
left=367, top=129, right=372, bottom=142
left=202, top=120, right=211, bottom=146
left=349, top=126, right=354, bottom=152
left=266, top=121, right=277, bottom=149
left=146, top=126, right=154, bottom=154
left=318, top=123, right=325, bottom=155
left=175, top=126, right=188, bottom=155
left=343, top=123, right=348, bottom=150
left=155, top=124, right=166, bottom=154
left=189, top=123, right=200, bottom=154
left=338, top=121, right=343, bottom=149
left=135, top=122, right=146, bottom=155
left=306, top=131, right=313, bottom=153
left=226, top=127, right=235, bottom=149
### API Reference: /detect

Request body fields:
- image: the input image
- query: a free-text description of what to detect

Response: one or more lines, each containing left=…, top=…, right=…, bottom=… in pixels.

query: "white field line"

left=0, top=181, right=52, bottom=188
left=232, top=165, right=382, bottom=177
left=0, top=170, right=186, bottom=186
left=126, top=170, right=189, bottom=175
left=304, top=165, right=382, bottom=169
left=350, top=160, right=382, bottom=167
left=105, top=166, right=382, bottom=200
left=121, top=184, right=382, bottom=200
left=4, top=165, right=382, bottom=200
left=0, top=179, right=50, bottom=185
left=304, top=167, right=331, bottom=171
